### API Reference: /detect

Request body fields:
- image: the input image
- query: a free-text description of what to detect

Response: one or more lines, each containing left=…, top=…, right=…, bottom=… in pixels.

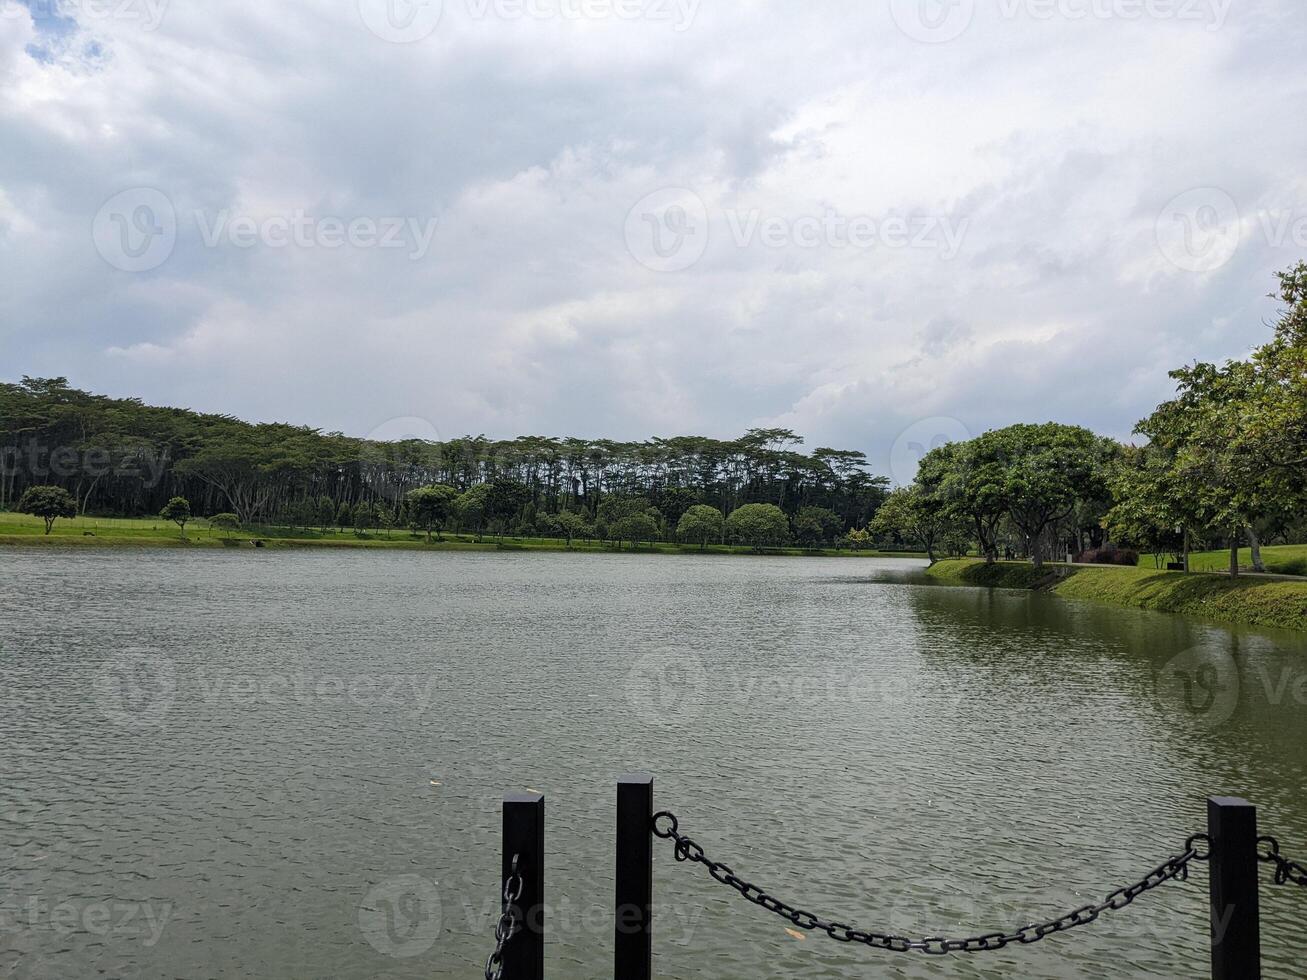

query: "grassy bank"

left=925, top=559, right=1307, bottom=633
left=1138, top=543, right=1307, bottom=577
left=0, top=513, right=924, bottom=560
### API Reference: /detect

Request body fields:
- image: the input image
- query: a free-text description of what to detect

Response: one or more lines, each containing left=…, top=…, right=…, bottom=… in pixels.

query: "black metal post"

left=615, top=773, right=654, bottom=980
left=1207, top=796, right=1260, bottom=980
left=503, top=791, right=545, bottom=980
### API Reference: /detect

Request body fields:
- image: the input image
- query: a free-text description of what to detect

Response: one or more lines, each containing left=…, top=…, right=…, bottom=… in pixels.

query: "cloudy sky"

left=2, top=0, right=1305, bottom=478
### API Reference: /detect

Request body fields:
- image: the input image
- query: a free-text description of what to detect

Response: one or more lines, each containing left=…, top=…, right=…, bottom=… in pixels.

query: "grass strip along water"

left=924, top=559, right=1307, bottom=633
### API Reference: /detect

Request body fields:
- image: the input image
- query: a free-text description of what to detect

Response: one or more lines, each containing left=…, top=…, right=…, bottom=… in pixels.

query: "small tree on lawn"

left=210, top=513, right=242, bottom=539
left=160, top=496, right=192, bottom=538
left=353, top=502, right=375, bottom=536
left=676, top=504, right=724, bottom=550
left=17, top=485, right=76, bottom=535
left=555, top=510, right=592, bottom=548
left=407, top=485, right=458, bottom=542
left=726, top=503, right=790, bottom=552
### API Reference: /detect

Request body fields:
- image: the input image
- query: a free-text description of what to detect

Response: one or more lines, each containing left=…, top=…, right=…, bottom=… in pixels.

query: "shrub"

left=1075, top=547, right=1139, bottom=567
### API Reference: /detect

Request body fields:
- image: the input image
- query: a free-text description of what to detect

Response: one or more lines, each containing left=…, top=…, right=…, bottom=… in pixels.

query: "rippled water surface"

left=2, top=549, right=1305, bottom=979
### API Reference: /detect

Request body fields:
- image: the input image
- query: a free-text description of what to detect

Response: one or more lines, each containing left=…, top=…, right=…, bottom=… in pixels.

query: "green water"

left=2, top=550, right=1304, bottom=978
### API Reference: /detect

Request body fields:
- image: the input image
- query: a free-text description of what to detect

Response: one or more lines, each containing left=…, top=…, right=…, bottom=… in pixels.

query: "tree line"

left=0, top=383, right=890, bottom=547
left=872, top=264, right=1307, bottom=574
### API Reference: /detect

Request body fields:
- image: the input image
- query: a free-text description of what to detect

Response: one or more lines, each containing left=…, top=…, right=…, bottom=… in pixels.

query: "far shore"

left=0, top=513, right=926, bottom=560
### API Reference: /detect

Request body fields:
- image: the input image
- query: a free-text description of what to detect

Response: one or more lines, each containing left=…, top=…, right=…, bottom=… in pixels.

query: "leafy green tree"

left=611, top=511, right=660, bottom=550
left=792, top=505, right=842, bottom=546
left=353, top=502, right=375, bottom=536
left=869, top=486, right=952, bottom=564
left=989, top=423, right=1107, bottom=567
left=210, top=513, right=242, bottom=539
left=676, top=504, right=724, bottom=550
left=335, top=501, right=354, bottom=532
left=453, top=484, right=491, bottom=540
left=918, top=441, right=1006, bottom=563
left=160, top=496, right=192, bottom=538
left=726, top=503, right=789, bottom=551
left=485, top=478, right=531, bottom=541
left=596, top=496, right=657, bottom=547
left=555, top=510, right=592, bottom=547
left=316, top=496, right=336, bottom=531
left=17, top=485, right=76, bottom=534
left=406, top=485, right=458, bottom=542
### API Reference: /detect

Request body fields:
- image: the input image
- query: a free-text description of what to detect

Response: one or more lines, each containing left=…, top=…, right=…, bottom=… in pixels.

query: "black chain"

left=652, top=811, right=1209, bottom=955
left=1258, top=836, right=1307, bottom=888
left=484, top=854, right=525, bottom=980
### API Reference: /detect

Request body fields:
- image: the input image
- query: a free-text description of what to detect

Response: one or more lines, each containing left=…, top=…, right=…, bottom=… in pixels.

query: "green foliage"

left=209, top=513, right=242, bottom=538
left=160, top=496, right=192, bottom=535
left=554, top=510, right=592, bottom=546
left=453, top=484, right=491, bottom=539
left=0, top=377, right=887, bottom=535
left=676, top=504, right=725, bottom=550
left=17, top=485, right=76, bottom=534
left=792, top=505, right=843, bottom=546
left=406, top=485, right=458, bottom=542
left=869, top=486, right=956, bottom=563
left=726, top=503, right=790, bottom=551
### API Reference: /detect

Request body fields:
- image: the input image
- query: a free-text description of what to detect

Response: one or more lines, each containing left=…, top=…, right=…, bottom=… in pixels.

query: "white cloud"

left=1, top=0, right=1305, bottom=466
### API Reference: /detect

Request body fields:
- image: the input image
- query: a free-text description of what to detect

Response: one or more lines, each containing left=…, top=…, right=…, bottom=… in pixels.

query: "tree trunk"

left=1246, top=527, right=1265, bottom=573
left=1229, top=536, right=1240, bottom=578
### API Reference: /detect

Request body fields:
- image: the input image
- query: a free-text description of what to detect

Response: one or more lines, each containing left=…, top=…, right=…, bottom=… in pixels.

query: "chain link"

left=652, top=811, right=1209, bottom=955
left=1258, top=836, right=1307, bottom=888
left=485, top=854, right=525, bottom=980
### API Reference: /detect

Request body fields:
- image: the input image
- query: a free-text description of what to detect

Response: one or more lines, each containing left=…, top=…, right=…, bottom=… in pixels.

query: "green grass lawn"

left=0, top=512, right=925, bottom=560
left=1138, top=544, right=1307, bottom=577
left=927, top=559, right=1307, bottom=633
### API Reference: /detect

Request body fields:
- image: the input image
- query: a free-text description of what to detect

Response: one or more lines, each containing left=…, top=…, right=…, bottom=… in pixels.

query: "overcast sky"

left=2, top=0, right=1305, bottom=479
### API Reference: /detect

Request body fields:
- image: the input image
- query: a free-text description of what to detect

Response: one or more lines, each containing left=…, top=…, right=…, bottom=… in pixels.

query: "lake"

left=2, top=549, right=1305, bottom=979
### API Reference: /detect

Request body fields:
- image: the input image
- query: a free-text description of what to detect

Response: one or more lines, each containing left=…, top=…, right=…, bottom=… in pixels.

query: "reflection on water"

left=1, top=550, right=1304, bottom=979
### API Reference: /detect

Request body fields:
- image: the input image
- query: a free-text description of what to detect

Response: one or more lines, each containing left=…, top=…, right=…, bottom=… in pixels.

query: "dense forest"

left=0, top=381, right=889, bottom=543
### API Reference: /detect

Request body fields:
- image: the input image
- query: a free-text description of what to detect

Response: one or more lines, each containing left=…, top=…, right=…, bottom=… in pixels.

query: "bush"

left=1075, top=547, right=1139, bottom=567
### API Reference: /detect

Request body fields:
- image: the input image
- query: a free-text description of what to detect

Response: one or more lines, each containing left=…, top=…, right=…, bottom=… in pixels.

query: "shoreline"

left=0, top=523, right=925, bottom=561
left=923, top=559, right=1307, bottom=633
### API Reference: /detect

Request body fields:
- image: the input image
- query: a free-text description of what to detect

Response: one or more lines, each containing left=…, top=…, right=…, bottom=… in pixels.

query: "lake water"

left=2, top=549, right=1305, bottom=979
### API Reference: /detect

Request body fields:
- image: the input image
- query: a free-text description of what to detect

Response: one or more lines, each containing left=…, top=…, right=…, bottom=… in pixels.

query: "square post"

left=503, top=792, right=545, bottom=980
left=1207, top=796, right=1260, bottom=980
left=615, top=774, right=654, bottom=980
